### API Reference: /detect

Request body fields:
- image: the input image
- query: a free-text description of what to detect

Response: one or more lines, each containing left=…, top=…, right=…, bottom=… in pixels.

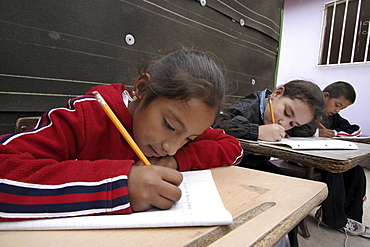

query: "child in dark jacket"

left=287, top=81, right=369, bottom=238
left=214, top=79, right=326, bottom=246
left=216, top=79, right=325, bottom=173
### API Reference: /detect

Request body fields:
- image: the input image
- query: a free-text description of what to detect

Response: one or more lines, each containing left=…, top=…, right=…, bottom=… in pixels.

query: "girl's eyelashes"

left=284, top=110, right=291, bottom=117
left=164, top=119, right=175, bottom=131
left=290, top=121, right=300, bottom=128
left=163, top=118, right=196, bottom=144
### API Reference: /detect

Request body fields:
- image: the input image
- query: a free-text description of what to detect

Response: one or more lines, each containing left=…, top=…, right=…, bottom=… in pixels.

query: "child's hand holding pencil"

left=128, top=165, right=182, bottom=212
left=93, top=90, right=183, bottom=212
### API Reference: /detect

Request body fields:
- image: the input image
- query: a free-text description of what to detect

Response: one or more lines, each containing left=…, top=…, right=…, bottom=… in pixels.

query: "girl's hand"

left=128, top=165, right=183, bottom=212
left=258, top=124, right=286, bottom=141
left=319, top=128, right=336, bottom=137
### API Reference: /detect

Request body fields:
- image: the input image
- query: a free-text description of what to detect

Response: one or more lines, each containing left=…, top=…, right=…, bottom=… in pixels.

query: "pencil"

left=93, top=91, right=151, bottom=166
left=268, top=98, right=276, bottom=124
left=316, top=119, right=327, bottom=129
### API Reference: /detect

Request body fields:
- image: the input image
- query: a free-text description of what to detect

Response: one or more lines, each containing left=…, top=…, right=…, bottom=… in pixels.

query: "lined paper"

left=0, top=170, right=232, bottom=230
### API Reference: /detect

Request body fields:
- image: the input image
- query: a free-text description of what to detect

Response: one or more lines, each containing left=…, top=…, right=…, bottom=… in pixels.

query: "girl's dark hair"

left=138, top=49, right=226, bottom=111
left=323, top=81, right=356, bottom=103
left=282, top=80, right=325, bottom=120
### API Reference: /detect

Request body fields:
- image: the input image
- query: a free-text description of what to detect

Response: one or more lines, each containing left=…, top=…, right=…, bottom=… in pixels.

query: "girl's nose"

left=162, top=139, right=186, bottom=156
left=277, top=119, right=290, bottom=130
left=277, top=119, right=285, bottom=127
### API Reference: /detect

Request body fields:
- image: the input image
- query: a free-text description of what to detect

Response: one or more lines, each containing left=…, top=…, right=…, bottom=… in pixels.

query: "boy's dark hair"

left=323, top=81, right=356, bottom=103
left=282, top=80, right=326, bottom=120
left=138, top=49, right=226, bottom=112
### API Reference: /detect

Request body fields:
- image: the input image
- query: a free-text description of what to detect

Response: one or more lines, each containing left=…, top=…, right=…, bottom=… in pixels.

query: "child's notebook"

left=260, top=137, right=358, bottom=150
left=0, top=170, right=232, bottom=231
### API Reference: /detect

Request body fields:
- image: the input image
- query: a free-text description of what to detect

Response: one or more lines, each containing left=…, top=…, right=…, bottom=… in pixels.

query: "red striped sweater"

left=0, top=83, right=243, bottom=221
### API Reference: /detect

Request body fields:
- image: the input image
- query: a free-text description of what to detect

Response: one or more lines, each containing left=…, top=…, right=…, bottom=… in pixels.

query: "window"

left=319, top=0, right=370, bottom=65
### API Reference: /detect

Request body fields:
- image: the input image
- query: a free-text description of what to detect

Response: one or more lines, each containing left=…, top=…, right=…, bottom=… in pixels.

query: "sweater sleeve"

left=216, top=92, right=262, bottom=141
left=0, top=144, right=133, bottom=221
left=286, top=123, right=317, bottom=137
left=332, top=114, right=362, bottom=136
left=174, top=128, right=243, bottom=172
left=224, top=115, right=259, bottom=140
left=0, top=96, right=134, bottom=221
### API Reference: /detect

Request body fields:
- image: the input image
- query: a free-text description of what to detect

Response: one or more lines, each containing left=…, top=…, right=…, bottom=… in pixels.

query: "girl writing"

left=219, top=79, right=325, bottom=142
left=0, top=49, right=243, bottom=221
left=215, top=79, right=325, bottom=172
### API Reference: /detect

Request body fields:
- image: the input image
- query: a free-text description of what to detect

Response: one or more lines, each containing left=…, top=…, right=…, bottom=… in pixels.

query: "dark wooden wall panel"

left=0, top=0, right=284, bottom=134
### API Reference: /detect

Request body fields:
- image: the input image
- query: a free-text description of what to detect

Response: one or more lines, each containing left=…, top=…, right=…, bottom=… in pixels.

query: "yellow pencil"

left=268, top=98, right=276, bottom=124
left=316, top=119, right=327, bottom=129
left=93, top=91, right=151, bottom=166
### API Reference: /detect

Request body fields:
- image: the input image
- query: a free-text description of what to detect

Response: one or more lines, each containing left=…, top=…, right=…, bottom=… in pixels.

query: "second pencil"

left=268, top=98, right=276, bottom=124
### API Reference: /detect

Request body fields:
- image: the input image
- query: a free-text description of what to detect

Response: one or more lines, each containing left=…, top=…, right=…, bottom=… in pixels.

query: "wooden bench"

left=15, top=117, right=41, bottom=133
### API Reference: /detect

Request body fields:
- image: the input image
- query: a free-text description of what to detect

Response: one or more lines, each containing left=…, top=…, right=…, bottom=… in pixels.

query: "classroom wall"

left=0, top=0, right=284, bottom=134
left=277, top=0, right=370, bottom=135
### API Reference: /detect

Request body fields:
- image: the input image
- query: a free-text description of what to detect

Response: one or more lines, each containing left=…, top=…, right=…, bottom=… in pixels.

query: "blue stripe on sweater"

left=0, top=179, right=128, bottom=197
left=0, top=195, right=129, bottom=214
left=0, top=178, right=129, bottom=214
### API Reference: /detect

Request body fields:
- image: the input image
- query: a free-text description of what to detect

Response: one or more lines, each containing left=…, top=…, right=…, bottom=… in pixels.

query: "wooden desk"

left=0, top=166, right=327, bottom=247
left=335, top=136, right=370, bottom=144
left=238, top=139, right=370, bottom=173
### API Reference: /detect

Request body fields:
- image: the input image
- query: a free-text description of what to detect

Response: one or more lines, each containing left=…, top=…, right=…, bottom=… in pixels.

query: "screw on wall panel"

left=240, top=19, right=245, bottom=26
left=125, top=34, right=135, bottom=45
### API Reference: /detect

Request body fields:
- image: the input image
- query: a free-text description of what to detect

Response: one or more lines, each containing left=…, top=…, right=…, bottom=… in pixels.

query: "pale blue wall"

left=277, top=0, right=370, bottom=134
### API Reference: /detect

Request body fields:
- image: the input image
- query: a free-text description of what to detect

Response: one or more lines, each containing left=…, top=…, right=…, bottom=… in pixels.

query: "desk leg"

left=305, top=167, right=315, bottom=180
left=298, top=220, right=311, bottom=238
left=298, top=167, right=316, bottom=238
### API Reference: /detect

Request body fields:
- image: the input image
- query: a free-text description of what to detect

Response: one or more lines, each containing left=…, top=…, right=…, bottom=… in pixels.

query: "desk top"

left=0, top=166, right=327, bottom=247
left=239, top=138, right=370, bottom=173
left=335, top=136, right=370, bottom=144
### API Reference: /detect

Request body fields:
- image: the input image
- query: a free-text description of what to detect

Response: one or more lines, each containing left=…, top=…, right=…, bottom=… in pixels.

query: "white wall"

left=277, top=0, right=370, bottom=134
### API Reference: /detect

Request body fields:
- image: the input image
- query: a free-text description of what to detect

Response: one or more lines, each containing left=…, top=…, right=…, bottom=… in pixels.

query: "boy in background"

left=288, top=81, right=361, bottom=138
left=288, top=81, right=369, bottom=238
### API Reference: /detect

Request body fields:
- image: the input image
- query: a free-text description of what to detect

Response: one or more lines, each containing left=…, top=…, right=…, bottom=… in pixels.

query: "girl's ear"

left=323, top=92, right=330, bottom=99
left=132, top=73, right=151, bottom=100
left=271, top=86, right=285, bottom=99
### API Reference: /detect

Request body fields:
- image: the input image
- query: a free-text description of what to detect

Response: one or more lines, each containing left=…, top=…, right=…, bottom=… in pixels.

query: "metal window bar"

left=321, top=0, right=369, bottom=65
left=350, top=0, right=362, bottom=63
left=318, top=4, right=328, bottom=65
left=338, top=0, right=349, bottom=64
left=326, top=2, right=337, bottom=65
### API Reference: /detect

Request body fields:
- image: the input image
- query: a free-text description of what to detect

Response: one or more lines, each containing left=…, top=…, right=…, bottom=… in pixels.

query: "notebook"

left=0, top=170, right=232, bottom=230
left=260, top=137, right=358, bottom=150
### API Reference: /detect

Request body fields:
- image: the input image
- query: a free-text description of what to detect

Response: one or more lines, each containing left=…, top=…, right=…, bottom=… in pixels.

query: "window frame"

left=318, top=0, right=370, bottom=66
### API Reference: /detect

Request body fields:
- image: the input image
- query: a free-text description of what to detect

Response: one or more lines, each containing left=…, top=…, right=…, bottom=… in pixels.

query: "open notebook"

left=0, top=170, right=232, bottom=230
left=260, top=137, right=358, bottom=150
